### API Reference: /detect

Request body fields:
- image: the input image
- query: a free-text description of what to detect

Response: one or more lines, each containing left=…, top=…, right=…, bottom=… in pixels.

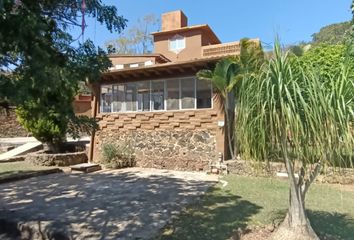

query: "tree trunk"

left=272, top=128, right=319, bottom=240
left=43, top=142, right=60, bottom=153
left=224, top=96, right=235, bottom=160
left=271, top=185, right=319, bottom=240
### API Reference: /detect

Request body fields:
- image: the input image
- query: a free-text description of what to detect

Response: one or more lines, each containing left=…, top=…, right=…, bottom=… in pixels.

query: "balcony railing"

left=201, top=41, right=241, bottom=58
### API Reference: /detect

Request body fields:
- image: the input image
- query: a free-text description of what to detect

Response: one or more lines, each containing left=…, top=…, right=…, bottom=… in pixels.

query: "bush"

left=101, top=141, right=135, bottom=169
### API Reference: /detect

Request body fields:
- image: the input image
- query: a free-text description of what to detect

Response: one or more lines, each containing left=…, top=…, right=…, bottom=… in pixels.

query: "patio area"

left=0, top=168, right=217, bottom=239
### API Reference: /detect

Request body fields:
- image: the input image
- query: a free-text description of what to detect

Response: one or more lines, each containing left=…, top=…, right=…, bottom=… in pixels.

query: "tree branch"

left=302, top=161, right=322, bottom=195
left=297, top=165, right=305, bottom=187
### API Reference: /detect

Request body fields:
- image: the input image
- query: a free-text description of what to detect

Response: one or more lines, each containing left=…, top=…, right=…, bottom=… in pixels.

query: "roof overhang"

left=108, top=53, right=171, bottom=64
left=101, top=57, right=222, bottom=83
left=151, top=24, right=221, bottom=44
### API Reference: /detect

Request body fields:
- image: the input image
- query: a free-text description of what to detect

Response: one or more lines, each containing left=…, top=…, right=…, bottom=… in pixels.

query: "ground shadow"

left=309, top=210, right=354, bottom=240
left=0, top=169, right=219, bottom=239
left=271, top=209, right=354, bottom=240
left=156, top=187, right=262, bottom=240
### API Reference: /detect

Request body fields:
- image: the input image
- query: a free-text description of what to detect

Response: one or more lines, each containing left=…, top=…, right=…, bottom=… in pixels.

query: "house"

left=90, top=10, right=259, bottom=171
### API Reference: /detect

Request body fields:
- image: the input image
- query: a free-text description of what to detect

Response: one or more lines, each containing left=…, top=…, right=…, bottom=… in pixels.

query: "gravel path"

left=0, top=168, right=217, bottom=239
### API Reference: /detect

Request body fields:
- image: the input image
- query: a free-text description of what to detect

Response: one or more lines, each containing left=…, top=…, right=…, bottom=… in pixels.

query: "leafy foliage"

left=295, top=44, right=353, bottom=80
left=101, top=142, right=135, bottom=169
left=235, top=41, right=353, bottom=238
left=197, top=39, right=264, bottom=159
left=311, top=21, right=352, bottom=45
left=0, top=1, right=126, bottom=149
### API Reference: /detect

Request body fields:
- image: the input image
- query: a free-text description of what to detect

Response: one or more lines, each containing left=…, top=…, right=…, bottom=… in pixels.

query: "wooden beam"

left=164, top=68, right=174, bottom=74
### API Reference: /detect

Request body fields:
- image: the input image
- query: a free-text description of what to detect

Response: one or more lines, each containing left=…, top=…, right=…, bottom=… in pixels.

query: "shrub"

left=101, top=141, right=135, bottom=169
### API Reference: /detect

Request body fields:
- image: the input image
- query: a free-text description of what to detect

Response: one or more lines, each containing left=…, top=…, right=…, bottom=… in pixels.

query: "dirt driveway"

left=0, top=168, right=217, bottom=240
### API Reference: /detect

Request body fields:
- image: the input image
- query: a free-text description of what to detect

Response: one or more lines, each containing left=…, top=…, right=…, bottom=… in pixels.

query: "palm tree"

left=197, top=39, right=264, bottom=160
left=197, top=58, right=239, bottom=159
left=236, top=42, right=353, bottom=239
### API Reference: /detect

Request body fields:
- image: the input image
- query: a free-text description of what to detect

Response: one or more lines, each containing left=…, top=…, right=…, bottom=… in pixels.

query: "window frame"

left=99, top=76, right=213, bottom=114
left=168, top=34, right=186, bottom=54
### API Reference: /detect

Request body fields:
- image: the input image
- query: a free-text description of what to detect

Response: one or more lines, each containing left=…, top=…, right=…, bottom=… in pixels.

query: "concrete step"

left=70, top=163, right=101, bottom=173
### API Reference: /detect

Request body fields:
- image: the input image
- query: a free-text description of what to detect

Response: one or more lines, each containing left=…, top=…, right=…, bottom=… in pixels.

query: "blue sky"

left=75, top=0, right=353, bottom=50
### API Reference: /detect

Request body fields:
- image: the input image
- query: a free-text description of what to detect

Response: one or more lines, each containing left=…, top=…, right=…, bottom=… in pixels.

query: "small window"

left=166, top=79, right=179, bottom=110
left=137, top=81, right=150, bottom=111
left=101, top=86, right=113, bottom=113
left=197, top=80, right=212, bottom=109
left=151, top=80, right=165, bottom=110
left=181, top=78, right=195, bottom=109
left=112, top=85, right=125, bottom=112
left=169, top=35, right=185, bottom=53
left=125, top=83, right=137, bottom=111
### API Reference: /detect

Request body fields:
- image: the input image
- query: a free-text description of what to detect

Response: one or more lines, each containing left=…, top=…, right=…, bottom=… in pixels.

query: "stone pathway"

left=0, top=168, right=217, bottom=239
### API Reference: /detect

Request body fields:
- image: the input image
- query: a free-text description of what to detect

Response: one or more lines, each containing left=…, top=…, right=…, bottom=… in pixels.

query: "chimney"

left=161, top=10, right=188, bottom=31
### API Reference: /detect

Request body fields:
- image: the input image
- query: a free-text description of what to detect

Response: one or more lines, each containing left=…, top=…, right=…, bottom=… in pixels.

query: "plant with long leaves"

left=197, top=58, right=240, bottom=160
left=197, top=39, right=264, bottom=159
left=235, top=42, right=353, bottom=239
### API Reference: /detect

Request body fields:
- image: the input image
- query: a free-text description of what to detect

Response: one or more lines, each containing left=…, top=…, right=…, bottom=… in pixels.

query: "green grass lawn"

left=158, top=175, right=354, bottom=240
left=0, top=161, right=58, bottom=181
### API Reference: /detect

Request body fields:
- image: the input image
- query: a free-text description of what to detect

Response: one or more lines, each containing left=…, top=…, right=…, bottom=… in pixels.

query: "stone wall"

left=94, top=109, right=224, bottom=171
left=227, top=160, right=354, bottom=185
left=25, top=152, right=87, bottom=167
left=0, top=109, right=28, bottom=138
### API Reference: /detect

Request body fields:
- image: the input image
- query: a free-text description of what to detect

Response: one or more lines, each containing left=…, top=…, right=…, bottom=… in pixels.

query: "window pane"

left=101, top=86, right=112, bottom=112
left=197, top=80, right=212, bottom=109
left=181, top=78, right=195, bottom=109
left=151, top=80, right=165, bottom=110
left=112, top=85, right=125, bottom=112
left=177, top=38, right=185, bottom=49
left=125, top=83, right=137, bottom=111
left=169, top=40, right=177, bottom=51
left=166, top=79, right=179, bottom=110
left=137, top=81, right=150, bottom=111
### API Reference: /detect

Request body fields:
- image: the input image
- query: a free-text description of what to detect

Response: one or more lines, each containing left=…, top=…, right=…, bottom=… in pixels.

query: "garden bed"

left=25, top=151, right=88, bottom=167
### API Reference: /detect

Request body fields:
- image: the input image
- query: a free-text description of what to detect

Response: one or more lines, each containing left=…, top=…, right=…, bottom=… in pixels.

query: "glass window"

left=166, top=79, right=179, bottom=110
left=100, top=77, right=212, bottom=113
left=181, top=78, right=195, bottom=109
left=169, top=35, right=185, bottom=53
left=197, top=80, right=212, bottom=109
left=125, top=83, right=137, bottom=111
left=101, top=86, right=112, bottom=113
left=112, top=84, right=125, bottom=112
left=151, top=80, right=165, bottom=110
left=137, top=81, right=150, bottom=111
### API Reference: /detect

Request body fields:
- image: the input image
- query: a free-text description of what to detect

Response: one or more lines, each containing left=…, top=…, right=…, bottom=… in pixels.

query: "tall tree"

left=105, top=14, right=159, bottom=54
left=197, top=39, right=264, bottom=159
left=197, top=58, right=239, bottom=160
left=0, top=0, right=127, bottom=151
left=311, top=21, right=352, bottom=45
left=236, top=42, right=353, bottom=239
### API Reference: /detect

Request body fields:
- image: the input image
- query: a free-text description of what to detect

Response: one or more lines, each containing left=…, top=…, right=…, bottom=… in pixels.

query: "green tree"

left=0, top=1, right=127, bottom=151
left=312, top=21, right=352, bottom=45
left=197, top=39, right=264, bottom=159
left=296, top=44, right=353, bottom=80
left=197, top=59, right=239, bottom=159
left=236, top=42, right=353, bottom=239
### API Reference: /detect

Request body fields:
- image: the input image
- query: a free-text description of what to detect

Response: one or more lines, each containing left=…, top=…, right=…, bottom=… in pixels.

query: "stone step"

left=70, top=163, right=101, bottom=173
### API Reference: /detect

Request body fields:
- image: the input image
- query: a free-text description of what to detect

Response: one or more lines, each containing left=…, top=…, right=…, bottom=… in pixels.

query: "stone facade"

left=94, top=108, right=225, bottom=171
left=0, top=109, right=28, bottom=138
